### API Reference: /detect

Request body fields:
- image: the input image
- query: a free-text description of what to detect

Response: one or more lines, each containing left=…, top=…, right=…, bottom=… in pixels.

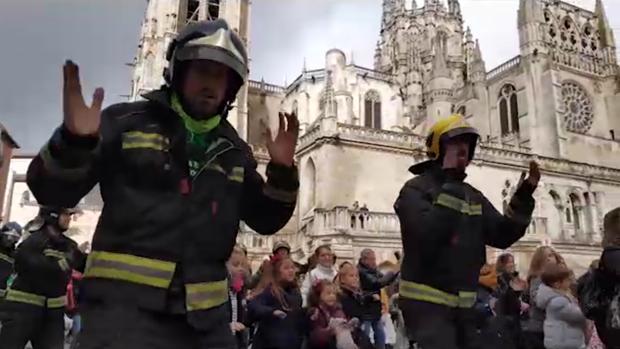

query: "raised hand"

left=63, top=60, right=104, bottom=136
left=525, top=161, right=541, bottom=187
left=264, top=112, right=299, bottom=167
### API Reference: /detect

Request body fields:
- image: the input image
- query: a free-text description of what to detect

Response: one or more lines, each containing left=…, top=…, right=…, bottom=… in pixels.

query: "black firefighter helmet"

left=26, top=206, right=79, bottom=232
left=0, top=222, right=22, bottom=249
left=164, top=19, right=249, bottom=116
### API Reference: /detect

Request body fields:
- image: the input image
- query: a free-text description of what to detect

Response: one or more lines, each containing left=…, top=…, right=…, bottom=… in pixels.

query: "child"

left=536, top=263, right=587, bottom=349
left=228, top=245, right=250, bottom=349
left=337, top=263, right=375, bottom=349
left=308, top=280, right=359, bottom=349
left=301, top=245, right=338, bottom=306
left=247, top=256, right=306, bottom=349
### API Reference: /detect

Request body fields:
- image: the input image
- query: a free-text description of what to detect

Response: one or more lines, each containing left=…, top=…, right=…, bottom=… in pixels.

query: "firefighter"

left=0, top=207, right=85, bottom=349
left=26, top=19, right=299, bottom=349
left=0, top=222, right=22, bottom=297
left=394, top=114, right=540, bottom=349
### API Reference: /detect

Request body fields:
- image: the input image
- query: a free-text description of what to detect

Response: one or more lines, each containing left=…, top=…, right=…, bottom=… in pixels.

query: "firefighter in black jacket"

left=0, top=207, right=85, bottom=349
left=0, top=222, right=22, bottom=296
left=26, top=19, right=299, bottom=349
left=394, top=114, right=540, bottom=349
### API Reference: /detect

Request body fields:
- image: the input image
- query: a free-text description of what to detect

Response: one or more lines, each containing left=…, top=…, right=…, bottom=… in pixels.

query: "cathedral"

left=4, top=0, right=620, bottom=275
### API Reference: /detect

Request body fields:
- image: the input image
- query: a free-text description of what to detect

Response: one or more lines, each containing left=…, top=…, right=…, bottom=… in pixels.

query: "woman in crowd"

left=301, top=245, right=338, bottom=306
left=247, top=256, right=307, bottom=349
left=523, top=246, right=566, bottom=349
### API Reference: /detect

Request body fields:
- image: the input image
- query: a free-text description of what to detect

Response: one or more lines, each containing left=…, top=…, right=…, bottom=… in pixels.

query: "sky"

left=1, top=0, right=619, bottom=152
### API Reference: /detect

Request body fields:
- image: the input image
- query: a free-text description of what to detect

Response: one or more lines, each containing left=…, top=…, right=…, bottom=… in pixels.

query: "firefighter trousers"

left=0, top=306, right=64, bottom=349
left=75, top=301, right=236, bottom=349
left=400, top=299, right=481, bottom=349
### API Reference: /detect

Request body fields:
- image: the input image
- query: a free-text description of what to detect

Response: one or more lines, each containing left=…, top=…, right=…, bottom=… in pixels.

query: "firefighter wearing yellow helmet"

left=26, top=19, right=300, bottom=348
left=394, top=114, right=540, bottom=349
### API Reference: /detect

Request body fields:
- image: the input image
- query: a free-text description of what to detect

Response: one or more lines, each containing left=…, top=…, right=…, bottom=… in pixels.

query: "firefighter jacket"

left=26, top=88, right=299, bottom=330
left=1, top=225, right=85, bottom=312
left=394, top=161, right=535, bottom=309
left=0, top=246, right=15, bottom=297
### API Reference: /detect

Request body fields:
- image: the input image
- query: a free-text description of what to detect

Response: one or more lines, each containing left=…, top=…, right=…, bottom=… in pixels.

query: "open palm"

left=265, top=112, right=299, bottom=167
left=63, top=60, right=104, bottom=136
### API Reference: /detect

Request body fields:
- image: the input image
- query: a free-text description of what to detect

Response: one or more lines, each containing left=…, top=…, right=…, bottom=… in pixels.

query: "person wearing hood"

left=394, top=114, right=540, bottom=349
left=578, top=207, right=620, bottom=349
left=301, top=245, right=338, bottom=306
left=26, top=19, right=299, bottom=349
left=0, top=207, right=86, bottom=349
left=0, top=222, right=22, bottom=297
left=536, top=263, right=586, bottom=349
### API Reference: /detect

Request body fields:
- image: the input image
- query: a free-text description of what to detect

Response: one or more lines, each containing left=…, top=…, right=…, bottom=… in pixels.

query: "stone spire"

left=374, top=41, right=382, bottom=70
left=471, top=40, right=486, bottom=82
left=518, top=0, right=543, bottom=26
left=302, top=57, right=307, bottom=73
left=465, top=27, right=473, bottom=43
left=595, top=0, right=615, bottom=48
left=324, top=71, right=337, bottom=118
left=411, top=0, right=417, bottom=9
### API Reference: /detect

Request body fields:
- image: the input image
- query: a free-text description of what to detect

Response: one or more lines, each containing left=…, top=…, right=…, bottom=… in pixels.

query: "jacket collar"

left=142, top=88, right=243, bottom=146
left=408, top=160, right=467, bottom=182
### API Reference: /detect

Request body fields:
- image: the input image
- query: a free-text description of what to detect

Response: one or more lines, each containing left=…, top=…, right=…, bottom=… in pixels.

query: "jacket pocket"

left=120, top=130, right=175, bottom=189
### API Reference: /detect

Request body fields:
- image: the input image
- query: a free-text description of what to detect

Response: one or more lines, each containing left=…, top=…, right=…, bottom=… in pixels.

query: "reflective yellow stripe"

left=122, top=131, right=169, bottom=151
left=206, top=163, right=227, bottom=175
left=186, top=280, right=228, bottom=311
left=228, top=166, right=244, bottom=183
left=47, top=295, right=66, bottom=309
left=58, top=258, right=71, bottom=272
left=43, top=249, right=65, bottom=259
left=84, top=251, right=176, bottom=289
left=399, top=280, right=476, bottom=308
left=5, top=289, right=46, bottom=307
left=0, top=253, right=14, bottom=264
left=435, top=193, right=482, bottom=216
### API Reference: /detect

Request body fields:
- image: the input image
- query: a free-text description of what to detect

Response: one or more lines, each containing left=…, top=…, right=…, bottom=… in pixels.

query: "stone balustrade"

left=295, top=121, right=620, bottom=184
left=300, top=207, right=401, bottom=237
left=487, top=55, right=522, bottom=81
left=248, top=80, right=285, bottom=94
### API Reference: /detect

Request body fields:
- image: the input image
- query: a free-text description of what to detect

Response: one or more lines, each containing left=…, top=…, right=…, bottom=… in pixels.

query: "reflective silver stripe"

left=186, top=280, right=229, bottom=311
left=44, top=249, right=65, bottom=259
left=0, top=253, right=14, bottom=264
left=263, top=184, right=297, bottom=203
left=84, top=251, right=176, bottom=289
left=87, top=258, right=174, bottom=281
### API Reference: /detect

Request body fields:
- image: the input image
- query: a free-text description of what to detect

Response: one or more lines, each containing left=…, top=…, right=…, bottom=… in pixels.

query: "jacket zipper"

left=191, top=141, right=237, bottom=188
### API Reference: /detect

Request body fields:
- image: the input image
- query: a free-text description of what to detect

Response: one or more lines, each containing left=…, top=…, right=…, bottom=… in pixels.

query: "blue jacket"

left=248, top=285, right=307, bottom=349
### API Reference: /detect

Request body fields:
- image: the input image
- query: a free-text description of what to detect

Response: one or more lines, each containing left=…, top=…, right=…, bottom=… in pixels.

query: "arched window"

left=498, top=84, right=519, bottom=136
left=301, top=158, right=316, bottom=215
left=364, top=90, right=382, bottom=129
left=292, top=100, right=298, bottom=116
left=457, top=105, right=466, bottom=117
left=569, top=193, right=581, bottom=231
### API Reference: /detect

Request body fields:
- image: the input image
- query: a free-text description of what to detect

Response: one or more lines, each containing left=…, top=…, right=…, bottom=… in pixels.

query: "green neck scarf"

left=171, top=93, right=221, bottom=136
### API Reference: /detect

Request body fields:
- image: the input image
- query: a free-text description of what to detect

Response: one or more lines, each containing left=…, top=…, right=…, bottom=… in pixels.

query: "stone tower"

left=374, top=0, right=476, bottom=132
left=517, top=0, right=619, bottom=161
left=129, top=0, right=251, bottom=138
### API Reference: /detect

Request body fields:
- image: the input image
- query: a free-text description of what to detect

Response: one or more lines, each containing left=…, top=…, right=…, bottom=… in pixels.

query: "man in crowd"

left=358, top=248, right=399, bottom=349
left=0, top=222, right=22, bottom=296
left=394, top=114, right=540, bottom=349
left=26, top=19, right=299, bottom=348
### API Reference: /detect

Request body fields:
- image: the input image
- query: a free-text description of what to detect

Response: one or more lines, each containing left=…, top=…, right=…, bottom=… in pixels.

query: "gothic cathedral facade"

left=130, top=0, right=620, bottom=274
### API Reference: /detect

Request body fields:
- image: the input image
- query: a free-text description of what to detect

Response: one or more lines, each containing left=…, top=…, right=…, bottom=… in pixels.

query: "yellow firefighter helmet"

left=425, top=114, right=480, bottom=160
